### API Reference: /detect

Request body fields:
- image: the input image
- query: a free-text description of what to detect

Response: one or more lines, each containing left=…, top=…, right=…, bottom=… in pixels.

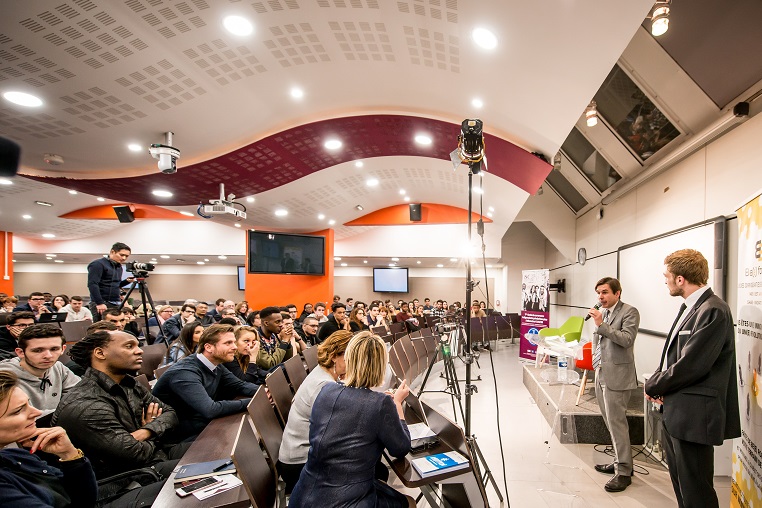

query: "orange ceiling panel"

left=59, top=204, right=195, bottom=220
left=344, top=204, right=493, bottom=226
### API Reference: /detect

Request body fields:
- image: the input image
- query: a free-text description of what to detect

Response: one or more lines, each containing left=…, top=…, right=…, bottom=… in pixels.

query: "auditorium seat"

left=265, top=368, right=294, bottom=427
left=301, top=346, right=318, bottom=371
left=231, top=414, right=278, bottom=508
left=283, top=355, right=308, bottom=393
left=247, top=386, right=283, bottom=464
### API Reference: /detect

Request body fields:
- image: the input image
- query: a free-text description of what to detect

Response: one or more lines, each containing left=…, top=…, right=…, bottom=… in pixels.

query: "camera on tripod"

left=126, top=261, right=155, bottom=277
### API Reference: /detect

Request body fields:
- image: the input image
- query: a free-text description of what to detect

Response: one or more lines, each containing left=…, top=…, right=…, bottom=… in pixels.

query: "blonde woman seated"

left=289, top=331, right=415, bottom=508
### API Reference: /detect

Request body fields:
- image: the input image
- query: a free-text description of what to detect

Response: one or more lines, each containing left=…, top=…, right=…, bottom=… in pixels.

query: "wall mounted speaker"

left=113, top=206, right=135, bottom=223
left=409, top=203, right=422, bottom=222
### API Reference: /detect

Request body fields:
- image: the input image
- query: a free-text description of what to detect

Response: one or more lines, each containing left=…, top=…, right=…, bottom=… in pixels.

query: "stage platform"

left=522, top=362, right=644, bottom=445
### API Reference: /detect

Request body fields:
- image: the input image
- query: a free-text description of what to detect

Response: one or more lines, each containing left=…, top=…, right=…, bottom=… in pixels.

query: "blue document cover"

left=411, top=451, right=469, bottom=477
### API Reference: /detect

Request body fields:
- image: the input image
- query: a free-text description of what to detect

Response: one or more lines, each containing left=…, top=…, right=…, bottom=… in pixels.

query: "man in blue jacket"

left=86, top=242, right=133, bottom=321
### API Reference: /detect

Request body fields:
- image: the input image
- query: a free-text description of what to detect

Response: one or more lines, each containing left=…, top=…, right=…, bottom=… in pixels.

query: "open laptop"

left=405, top=393, right=439, bottom=450
left=37, top=312, right=68, bottom=323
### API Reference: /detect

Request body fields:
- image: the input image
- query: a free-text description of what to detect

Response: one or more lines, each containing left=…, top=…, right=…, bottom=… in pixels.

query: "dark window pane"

left=561, top=128, right=622, bottom=193
left=594, top=65, right=680, bottom=160
left=545, top=170, right=587, bottom=213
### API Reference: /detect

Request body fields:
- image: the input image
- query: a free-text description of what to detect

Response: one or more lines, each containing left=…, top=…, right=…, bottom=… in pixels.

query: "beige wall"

left=333, top=276, right=495, bottom=307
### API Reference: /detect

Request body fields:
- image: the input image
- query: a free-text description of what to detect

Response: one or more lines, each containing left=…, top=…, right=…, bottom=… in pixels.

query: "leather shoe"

left=594, top=463, right=615, bottom=474
left=604, top=474, right=632, bottom=492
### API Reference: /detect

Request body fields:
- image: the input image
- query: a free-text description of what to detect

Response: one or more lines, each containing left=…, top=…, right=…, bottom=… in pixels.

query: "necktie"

left=658, top=303, right=687, bottom=371
left=592, top=310, right=609, bottom=369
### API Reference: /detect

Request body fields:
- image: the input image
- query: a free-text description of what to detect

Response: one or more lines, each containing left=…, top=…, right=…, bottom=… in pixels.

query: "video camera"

left=126, top=261, right=155, bottom=277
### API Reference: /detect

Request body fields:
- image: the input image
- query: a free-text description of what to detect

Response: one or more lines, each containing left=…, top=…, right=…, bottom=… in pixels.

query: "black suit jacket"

left=645, top=288, right=741, bottom=445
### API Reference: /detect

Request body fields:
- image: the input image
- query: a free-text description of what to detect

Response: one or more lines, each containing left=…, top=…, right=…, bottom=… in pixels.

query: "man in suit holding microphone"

left=645, top=249, right=740, bottom=508
left=588, top=276, right=640, bottom=492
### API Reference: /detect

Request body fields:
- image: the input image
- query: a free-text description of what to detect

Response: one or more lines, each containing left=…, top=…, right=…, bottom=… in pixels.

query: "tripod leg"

left=470, top=437, right=504, bottom=503
left=443, top=357, right=459, bottom=423
left=140, top=281, right=168, bottom=345
left=416, top=346, right=441, bottom=398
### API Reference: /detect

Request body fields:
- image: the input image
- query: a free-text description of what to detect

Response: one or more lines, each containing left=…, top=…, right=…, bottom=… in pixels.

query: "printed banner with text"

left=519, top=269, right=550, bottom=361
left=731, top=190, right=762, bottom=508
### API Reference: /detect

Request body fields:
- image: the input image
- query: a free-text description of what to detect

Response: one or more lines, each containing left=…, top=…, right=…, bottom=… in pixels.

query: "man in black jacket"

left=162, top=304, right=197, bottom=341
left=86, top=242, right=133, bottom=321
left=317, top=302, right=348, bottom=344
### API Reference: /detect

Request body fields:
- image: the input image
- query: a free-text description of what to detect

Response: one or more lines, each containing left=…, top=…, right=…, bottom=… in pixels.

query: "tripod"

left=119, top=273, right=167, bottom=345
left=417, top=330, right=465, bottom=424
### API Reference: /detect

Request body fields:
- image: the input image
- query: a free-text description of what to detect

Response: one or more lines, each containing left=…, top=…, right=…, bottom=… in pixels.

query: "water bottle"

left=557, top=355, right=568, bottom=383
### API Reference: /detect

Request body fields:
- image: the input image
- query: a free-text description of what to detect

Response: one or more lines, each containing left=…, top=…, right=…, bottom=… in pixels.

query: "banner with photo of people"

left=731, top=190, right=762, bottom=508
left=519, top=269, right=550, bottom=361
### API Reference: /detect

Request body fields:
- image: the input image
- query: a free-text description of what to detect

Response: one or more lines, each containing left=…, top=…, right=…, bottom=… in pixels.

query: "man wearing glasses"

left=297, top=316, right=320, bottom=347
left=13, top=292, right=52, bottom=320
left=162, top=304, right=197, bottom=342
left=0, top=312, right=36, bottom=359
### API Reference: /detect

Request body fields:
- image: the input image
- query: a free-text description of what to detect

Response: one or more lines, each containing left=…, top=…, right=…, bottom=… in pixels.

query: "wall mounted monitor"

left=373, top=267, right=409, bottom=293
left=237, top=266, right=245, bottom=290
left=248, top=231, right=325, bottom=275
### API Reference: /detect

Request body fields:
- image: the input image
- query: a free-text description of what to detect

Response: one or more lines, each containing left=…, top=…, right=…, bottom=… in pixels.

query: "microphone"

left=584, top=302, right=602, bottom=321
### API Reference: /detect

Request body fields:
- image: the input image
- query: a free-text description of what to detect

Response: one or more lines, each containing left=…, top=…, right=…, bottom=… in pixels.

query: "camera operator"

left=86, top=242, right=133, bottom=321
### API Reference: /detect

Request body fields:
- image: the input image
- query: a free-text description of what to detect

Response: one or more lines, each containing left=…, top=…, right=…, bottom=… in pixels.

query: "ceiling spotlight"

left=54, top=259, right=64, bottom=263
left=204, top=258, right=209, bottom=262
left=328, top=219, right=336, bottom=225
left=179, top=211, right=194, bottom=217
left=474, top=187, right=484, bottom=194
left=223, top=15, right=254, bottom=36
left=196, top=261, right=205, bottom=265
left=160, top=255, right=170, bottom=259
left=488, top=206, right=494, bottom=212
left=651, top=1, right=671, bottom=37
left=274, top=209, right=288, bottom=217
left=0, top=179, right=12, bottom=185
left=42, top=233, right=55, bottom=238
left=404, top=196, right=410, bottom=202
left=324, top=139, right=342, bottom=150
left=340, top=263, right=348, bottom=267
left=450, top=258, right=458, bottom=262
left=355, top=161, right=364, bottom=168
left=334, top=257, right=342, bottom=261
left=22, top=214, right=31, bottom=219
left=96, top=197, right=105, bottom=202
left=399, top=189, right=406, bottom=195
left=152, top=190, right=173, bottom=197
left=437, top=264, right=444, bottom=268
left=127, top=143, right=142, bottom=152
left=414, top=134, right=432, bottom=146
left=355, top=205, right=364, bottom=211
left=537, top=185, right=544, bottom=196
left=290, top=87, right=304, bottom=99
left=472, top=98, right=484, bottom=109
left=234, top=223, right=242, bottom=228
left=35, top=201, right=53, bottom=207
left=46, top=254, right=56, bottom=257
left=487, top=264, right=493, bottom=268
left=366, top=178, right=379, bottom=187
left=68, top=190, right=78, bottom=195
left=585, top=100, right=598, bottom=127
left=3, top=91, right=43, bottom=107
left=553, top=152, right=562, bottom=171
left=487, top=212, right=493, bottom=217
left=218, top=255, right=227, bottom=260
left=363, top=260, right=368, bottom=264
left=246, top=197, right=255, bottom=203
left=388, top=263, right=396, bottom=267
left=391, top=257, right=399, bottom=261
left=472, top=27, right=497, bottom=50
left=317, top=213, right=325, bottom=220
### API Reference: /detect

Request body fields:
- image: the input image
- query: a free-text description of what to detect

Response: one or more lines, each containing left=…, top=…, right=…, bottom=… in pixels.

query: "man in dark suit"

left=588, top=277, right=640, bottom=492
left=645, top=249, right=740, bottom=508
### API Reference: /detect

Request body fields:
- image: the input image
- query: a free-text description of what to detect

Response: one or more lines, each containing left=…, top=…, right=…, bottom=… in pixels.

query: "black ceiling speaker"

left=113, top=205, right=135, bottom=223
left=0, top=136, right=21, bottom=177
left=409, top=203, right=422, bottom=222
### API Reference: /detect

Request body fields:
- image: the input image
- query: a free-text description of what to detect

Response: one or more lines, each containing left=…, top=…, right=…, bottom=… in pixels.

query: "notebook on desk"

left=411, top=451, right=469, bottom=478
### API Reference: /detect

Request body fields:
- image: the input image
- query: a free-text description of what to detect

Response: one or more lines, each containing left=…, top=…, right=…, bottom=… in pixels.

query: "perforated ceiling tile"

left=60, top=86, right=147, bottom=127
left=329, top=21, right=394, bottom=62
left=125, top=0, right=209, bottom=39
left=251, top=0, right=300, bottom=13
left=0, top=35, right=78, bottom=85
left=115, top=59, right=206, bottom=110
left=317, top=0, right=379, bottom=8
left=183, top=39, right=267, bottom=86
left=0, top=109, right=85, bottom=141
left=262, top=23, right=329, bottom=67
left=397, top=0, right=457, bottom=23
left=403, top=26, right=458, bottom=72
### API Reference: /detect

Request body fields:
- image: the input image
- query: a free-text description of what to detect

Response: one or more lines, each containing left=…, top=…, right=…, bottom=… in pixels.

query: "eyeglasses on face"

left=11, top=323, right=33, bottom=328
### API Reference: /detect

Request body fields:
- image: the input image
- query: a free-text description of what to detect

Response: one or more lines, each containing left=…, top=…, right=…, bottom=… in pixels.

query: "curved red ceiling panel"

left=25, top=115, right=551, bottom=206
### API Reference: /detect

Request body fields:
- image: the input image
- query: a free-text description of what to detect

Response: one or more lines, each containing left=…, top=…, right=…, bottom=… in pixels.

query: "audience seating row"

left=388, top=334, right=439, bottom=385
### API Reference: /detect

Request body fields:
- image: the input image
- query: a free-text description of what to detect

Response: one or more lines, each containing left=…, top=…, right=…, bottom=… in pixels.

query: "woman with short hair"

left=289, top=332, right=414, bottom=508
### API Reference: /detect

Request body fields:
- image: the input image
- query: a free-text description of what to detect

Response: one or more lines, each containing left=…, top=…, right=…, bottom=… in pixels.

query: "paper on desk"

left=407, top=422, right=437, bottom=441
left=193, top=474, right=242, bottom=500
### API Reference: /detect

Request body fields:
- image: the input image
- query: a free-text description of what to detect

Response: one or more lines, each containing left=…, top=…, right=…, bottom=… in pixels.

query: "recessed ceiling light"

left=3, top=91, right=43, bottom=107
left=487, top=212, right=493, bottom=217
left=473, top=187, right=484, bottom=194
left=68, top=190, right=78, bottom=195
left=472, top=27, right=497, bottom=50
left=152, top=190, right=173, bottom=197
left=488, top=206, right=494, bottom=212
left=22, top=214, right=31, bottom=219
left=223, top=15, right=253, bottom=36
left=317, top=214, right=325, bottom=220
left=179, top=211, right=194, bottom=217
left=35, top=201, right=53, bottom=207
left=388, top=263, right=396, bottom=267
left=487, top=264, right=493, bottom=268
left=355, top=205, right=364, bottom=211
left=355, top=161, right=364, bottom=168
left=414, top=134, right=432, bottom=146
left=328, top=219, right=336, bottom=225
left=324, top=139, right=342, bottom=150
left=218, top=255, right=227, bottom=260
left=127, top=143, right=142, bottom=152
left=363, top=260, right=368, bottom=264
left=340, top=263, right=348, bottom=267
left=246, top=197, right=255, bottom=203
left=197, top=261, right=205, bottom=265
left=274, top=209, right=288, bottom=217
left=160, top=255, right=170, bottom=259
left=234, top=223, right=241, bottom=228
left=96, top=197, right=105, bottom=202
left=334, top=257, right=342, bottom=261
left=366, top=178, right=379, bottom=187
left=404, top=196, right=410, bottom=202
left=290, top=87, right=304, bottom=99
left=46, top=254, right=56, bottom=257
left=416, top=260, right=421, bottom=264
left=472, top=98, right=484, bottom=108
left=399, top=189, right=406, bottom=195
left=450, top=258, right=458, bottom=262
left=151, top=258, right=157, bottom=261
left=176, top=259, right=185, bottom=262
left=204, top=258, right=209, bottom=262
left=54, top=259, right=64, bottom=263
left=437, top=264, right=444, bottom=268
left=0, top=179, right=12, bottom=185
left=391, top=257, right=399, bottom=261
left=42, top=233, right=55, bottom=238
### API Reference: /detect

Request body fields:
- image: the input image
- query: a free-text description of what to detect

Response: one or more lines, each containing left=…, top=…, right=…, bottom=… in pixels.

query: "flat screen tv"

left=373, top=267, right=409, bottom=293
left=237, top=266, right=245, bottom=290
left=248, top=231, right=325, bottom=275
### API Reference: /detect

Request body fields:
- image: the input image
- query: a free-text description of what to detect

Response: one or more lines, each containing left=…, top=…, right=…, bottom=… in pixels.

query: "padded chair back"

left=153, top=364, right=171, bottom=380
left=392, top=341, right=412, bottom=380
left=371, top=325, right=388, bottom=336
left=388, top=347, right=405, bottom=381
left=389, top=321, right=406, bottom=334
left=411, top=338, right=428, bottom=376
left=133, top=373, right=151, bottom=389
left=399, top=336, right=419, bottom=379
left=265, top=367, right=293, bottom=425
left=247, top=386, right=283, bottom=463
left=60, top=320, right=90, bottom=343
left=231, top=415, right=277, bottom=508
left=301, top=346, right=318, bottom=371
left=422, top=335, right=439, bottom=357
left=139, top=343, right=167, bottom=380
left=575, top=342, right=593, bottom=371
left=283, top=355, right=308, bottom=393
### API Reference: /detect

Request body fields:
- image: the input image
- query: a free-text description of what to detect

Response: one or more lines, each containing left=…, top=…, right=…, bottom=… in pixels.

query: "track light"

left=585, top=100, right=598, bottom=127
left=553, top=153, right=562, bottom=171
left=651, top=1, right=670, bottom=37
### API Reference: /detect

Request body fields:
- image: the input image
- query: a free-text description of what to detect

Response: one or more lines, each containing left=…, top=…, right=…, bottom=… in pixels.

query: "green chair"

left=538, top=316, right=584, bottom=343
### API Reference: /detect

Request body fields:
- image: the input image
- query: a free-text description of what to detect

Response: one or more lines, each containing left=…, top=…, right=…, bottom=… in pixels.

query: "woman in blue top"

left=289, top=331, right=415, bottom=508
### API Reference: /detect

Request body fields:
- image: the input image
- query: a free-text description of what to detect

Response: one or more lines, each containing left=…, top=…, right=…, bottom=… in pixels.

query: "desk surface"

left=153, top=412, right=250, bottom=508
left=386, top=440, right=474, bottom=488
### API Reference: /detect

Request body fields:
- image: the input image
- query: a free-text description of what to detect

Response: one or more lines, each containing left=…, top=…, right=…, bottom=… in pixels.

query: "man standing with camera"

left=86, top=242, right=133, bottom=321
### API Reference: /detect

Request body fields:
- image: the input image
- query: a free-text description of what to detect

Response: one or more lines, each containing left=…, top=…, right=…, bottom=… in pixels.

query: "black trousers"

left=662, top=420, right=718, bottom=508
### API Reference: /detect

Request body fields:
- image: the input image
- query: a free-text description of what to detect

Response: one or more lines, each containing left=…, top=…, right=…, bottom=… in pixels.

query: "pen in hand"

left=212, top=459, right=234, bottom=472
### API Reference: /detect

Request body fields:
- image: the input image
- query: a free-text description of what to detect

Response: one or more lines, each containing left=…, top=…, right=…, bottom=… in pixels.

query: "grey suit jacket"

left=593, top=301, right=640, bottom=391
left=644, top=288, right=741, bottom=446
